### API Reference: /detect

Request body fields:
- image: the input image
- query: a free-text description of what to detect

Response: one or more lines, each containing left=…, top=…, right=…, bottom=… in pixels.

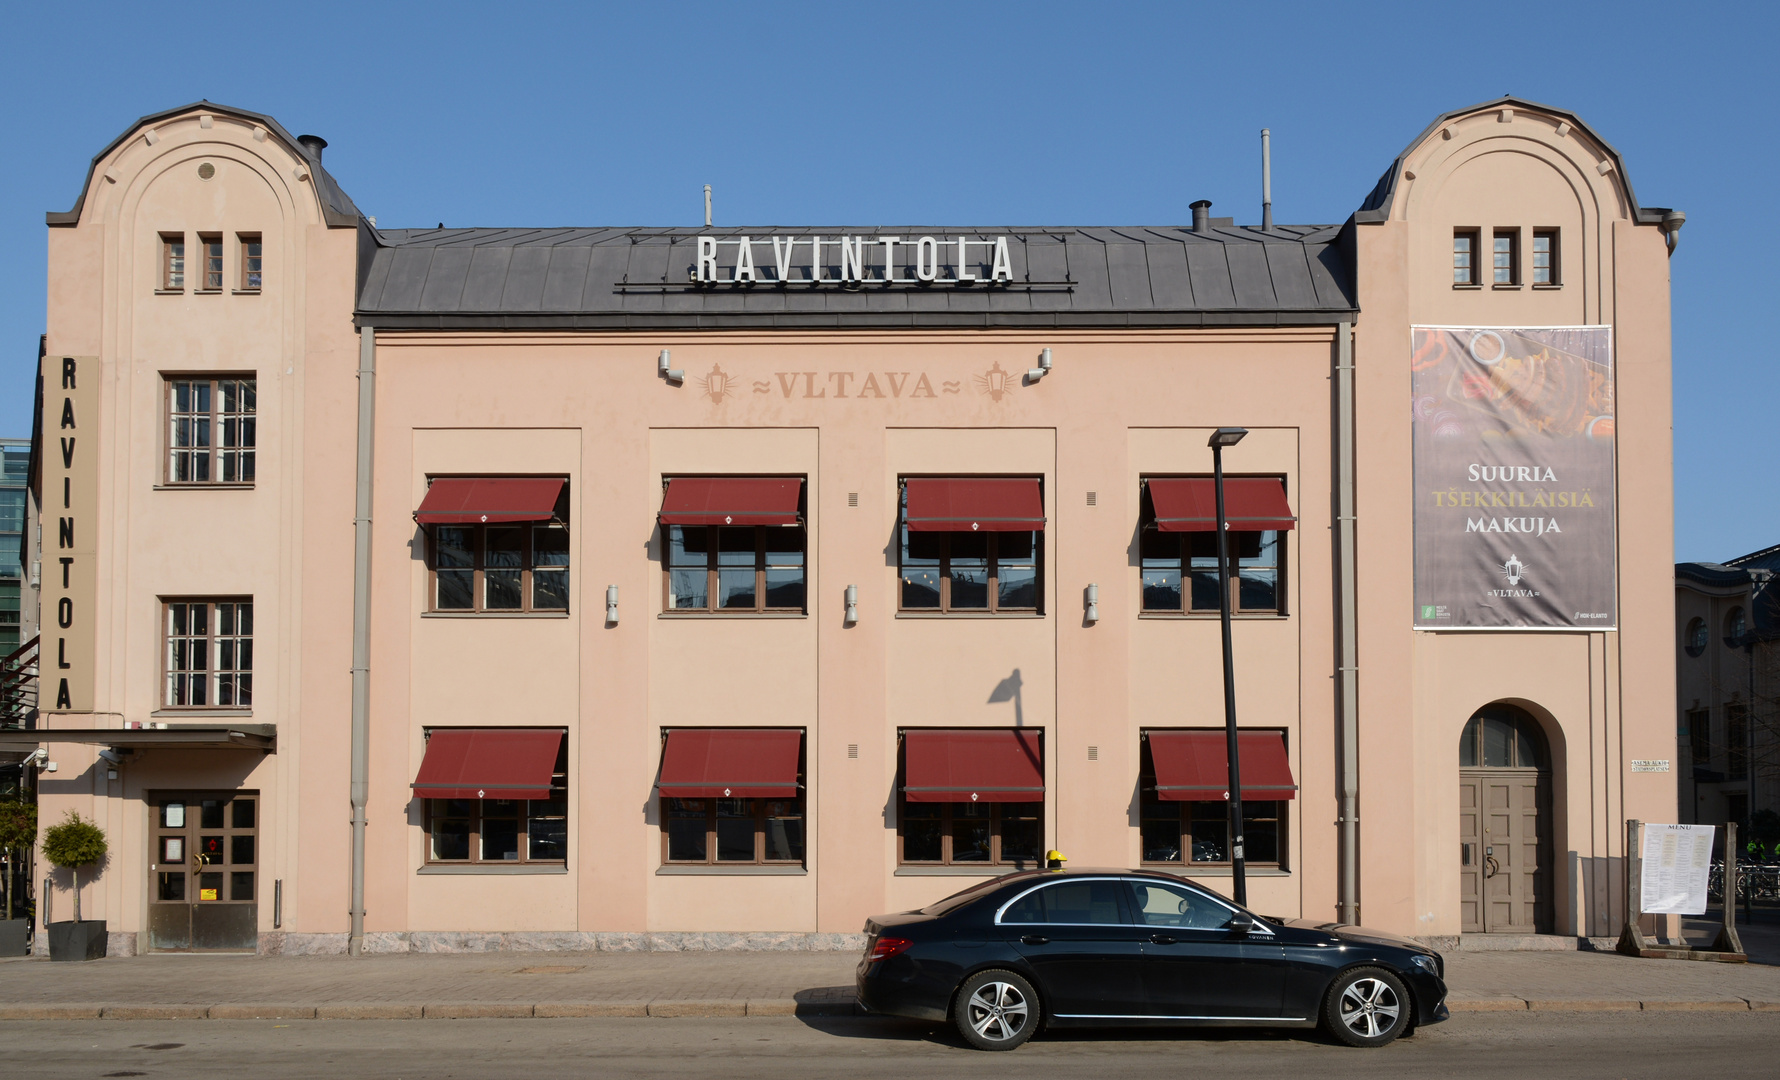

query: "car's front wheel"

left=953, top=969, right=1039, bottom=1051
left=1322, top=967, right=1411, bottom=1048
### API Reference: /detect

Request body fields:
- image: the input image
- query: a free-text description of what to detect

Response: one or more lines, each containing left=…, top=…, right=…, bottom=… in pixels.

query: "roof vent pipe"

left=297, top=134, right=328, bottom=163
left=1191, top=200, right=1212, bottom=234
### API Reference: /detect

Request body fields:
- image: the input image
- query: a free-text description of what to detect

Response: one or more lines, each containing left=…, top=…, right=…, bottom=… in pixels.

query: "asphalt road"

left=8, top=1012, right=1776, bottom=1080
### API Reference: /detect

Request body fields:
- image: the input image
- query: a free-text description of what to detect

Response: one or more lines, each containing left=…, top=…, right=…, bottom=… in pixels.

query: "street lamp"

left=1208, top=426, right=1249, bottom=906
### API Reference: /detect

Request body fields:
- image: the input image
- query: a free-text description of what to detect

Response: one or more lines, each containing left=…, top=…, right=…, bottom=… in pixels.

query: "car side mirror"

left=1225, top=912, right=1255, bottom=934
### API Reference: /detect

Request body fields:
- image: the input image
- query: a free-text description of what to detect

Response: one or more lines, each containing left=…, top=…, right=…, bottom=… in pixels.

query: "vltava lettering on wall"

left=1411, top=326, right=1616, bottom=630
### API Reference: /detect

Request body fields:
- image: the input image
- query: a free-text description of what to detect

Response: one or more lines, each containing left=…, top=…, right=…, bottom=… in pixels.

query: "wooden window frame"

left=1453, top=228, right=1480, bottom=287
left=197, top=233, right=224, bottom=293
left=160, top=233, right=186, bottom=291
left=1492, top=228, right=1520, bottom=286
left=662, top=523, right=807, bottom=614
left=238, top=233, right=263, bottom=292
left=1531, top=229, right=1560, bottom=287
left=164, top=375, right=257, bottom=485
left=162, top=597, right=253, bottom=710
left=1138, top=735, right=1286, bottom=869
left=424, top=492, right=571, bottom=615
left=660, top=792, right=807, bottom=867
left=895, top=794, right=1044, bottom=867
left=422, top=734, right=568, bottom=866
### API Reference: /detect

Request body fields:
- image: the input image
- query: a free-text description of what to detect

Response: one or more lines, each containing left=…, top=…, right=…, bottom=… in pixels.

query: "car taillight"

left=868, top=936, right=912, bottom=961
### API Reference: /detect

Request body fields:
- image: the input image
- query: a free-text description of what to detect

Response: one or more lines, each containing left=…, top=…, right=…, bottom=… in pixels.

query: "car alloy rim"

left=1338, top=977, right=1401, bottom=1039
left=966, top=981, right=1030, bottom=1041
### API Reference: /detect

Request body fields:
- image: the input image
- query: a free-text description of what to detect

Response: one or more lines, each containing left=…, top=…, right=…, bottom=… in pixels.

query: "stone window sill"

left=417, top=863, right=567, bottom=875
left=656, top=865, right=807, bottom=876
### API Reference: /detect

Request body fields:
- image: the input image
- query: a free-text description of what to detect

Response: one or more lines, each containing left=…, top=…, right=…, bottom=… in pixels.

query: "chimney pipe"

left=297, top=134, right=328, bottom=163
left=1261, top=129, right=1273, bottom=231
left=1191, top=200, right=1212, bottom=234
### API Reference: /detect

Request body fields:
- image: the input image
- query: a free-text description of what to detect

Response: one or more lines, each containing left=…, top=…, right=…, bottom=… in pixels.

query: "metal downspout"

left=1336, top=320, right=1360, bottom=925
left=349, top=327, right=375, bottom=956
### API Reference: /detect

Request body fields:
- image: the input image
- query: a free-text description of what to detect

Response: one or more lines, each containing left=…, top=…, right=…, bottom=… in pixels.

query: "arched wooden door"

left=1458, top=705, right=1553, bottom=934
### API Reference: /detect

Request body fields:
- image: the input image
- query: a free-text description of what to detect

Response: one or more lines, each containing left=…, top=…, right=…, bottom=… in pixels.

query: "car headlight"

left=1410, top=954, right=1440, bottom=977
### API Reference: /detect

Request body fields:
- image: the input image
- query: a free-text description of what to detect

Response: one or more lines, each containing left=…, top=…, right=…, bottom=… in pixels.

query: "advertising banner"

left=1411, top=327, right=1616, bottom=629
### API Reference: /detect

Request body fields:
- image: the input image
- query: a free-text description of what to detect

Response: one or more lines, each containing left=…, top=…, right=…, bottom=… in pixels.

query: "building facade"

left=14, top=97, right=1682, bottom=954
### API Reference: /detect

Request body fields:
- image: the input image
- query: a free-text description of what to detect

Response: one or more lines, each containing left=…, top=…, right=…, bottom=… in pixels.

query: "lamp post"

left=1209, top=427, right=1249, bottom=906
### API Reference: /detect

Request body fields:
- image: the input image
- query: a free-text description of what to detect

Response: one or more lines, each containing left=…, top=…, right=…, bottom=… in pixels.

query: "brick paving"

left=0, top=946, right=1776, bottom=1019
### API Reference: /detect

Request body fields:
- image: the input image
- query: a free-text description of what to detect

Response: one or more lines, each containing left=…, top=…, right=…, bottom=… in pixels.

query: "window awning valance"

left=1146, top=730, right=1297, bottom=801
left=902, top=729, right=1044, bottom=803
left=657, top=728, right=803, bottom=798
left=658, top=478, right=804, bottom=527
left=412, top=728, right=563, bottom=800
left=903, top=478, right=1045, bottom=532
left=415, top=478, right=565, bottom=525
left=1145, top=477, right=1295, bottom=532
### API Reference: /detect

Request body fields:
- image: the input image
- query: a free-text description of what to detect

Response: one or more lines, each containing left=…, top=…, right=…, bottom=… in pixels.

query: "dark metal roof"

left=48, top=101, right=360, bottom=228
left=355, top=224, right=1356, bottom=331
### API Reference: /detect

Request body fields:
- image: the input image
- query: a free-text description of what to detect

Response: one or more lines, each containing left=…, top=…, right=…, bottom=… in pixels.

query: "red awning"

left=1147, top=730, right=1297, bottom=801
left=1146, top=478, right=1295, bottom=532
left=415, top=478, right=565, bottom=525
left=412, top=729, right=563, bottom=800
left=903, top=729, right=1044, bottom=803
left=658, top=729, right=803, bottom=798
left=659, top=478, right=804, bottom=527
left=904, top=478, right=1045, bottom=532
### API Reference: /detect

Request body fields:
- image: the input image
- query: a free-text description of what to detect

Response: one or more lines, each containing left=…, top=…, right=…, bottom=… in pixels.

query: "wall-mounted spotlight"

left=1027, top=347, right=1053, bottom=383
left=844, top=584, right=859, bottom=625
left=1085, top=583, right=1100, bottom=624
left=605, top=585, right=620, bottom=625
left=659, top=350, right=684, bottom=384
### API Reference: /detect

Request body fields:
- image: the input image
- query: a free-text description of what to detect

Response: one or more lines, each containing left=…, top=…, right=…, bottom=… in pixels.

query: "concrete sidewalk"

left=2, top=947, right=1778, bottom=1020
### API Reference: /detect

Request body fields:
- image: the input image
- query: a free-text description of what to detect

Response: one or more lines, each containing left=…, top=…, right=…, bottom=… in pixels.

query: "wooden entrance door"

left=147, top=791, right=259, bottom=951
left=1457, top=705, right=1553, bottom=934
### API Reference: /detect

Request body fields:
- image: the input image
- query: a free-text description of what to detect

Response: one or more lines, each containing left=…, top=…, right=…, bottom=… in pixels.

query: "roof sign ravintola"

left=694, top=235, right=1014, bottom=285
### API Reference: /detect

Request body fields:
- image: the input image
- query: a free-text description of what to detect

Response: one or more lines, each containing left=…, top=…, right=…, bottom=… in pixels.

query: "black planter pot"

left=48, top=920, right=107, bottom=961
left=0, top=919, right=28, bottom=957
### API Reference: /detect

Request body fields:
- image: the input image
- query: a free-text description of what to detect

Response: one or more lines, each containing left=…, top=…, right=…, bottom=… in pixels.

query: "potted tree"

left=42, top=811, right=108, bottom=961
left=0, top=799, right=35, bottom=956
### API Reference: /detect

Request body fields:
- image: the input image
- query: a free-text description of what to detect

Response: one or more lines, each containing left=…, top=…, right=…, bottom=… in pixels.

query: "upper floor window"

left=164, top=598, right=252, bottom=709
left=198, top=234, right=224, bottom=292
left=239, top=234, right=263, bottom=291
left=167, top=376, right=256, bottom=484
left=1139, top=477, right=1293, bottom=616
left=1453, top=229, right=1479, bottom=286
left=416, top=478, right=570, bottom=614
left=1531, top=230, right=1559, bottom=286
left=658, top=476, right=807, bottom=614
left=1492, top=229, right=1519, bottom=285
left=161, top=234, right=186, bottom=290
left=898, top=478, right=1044, bottom=614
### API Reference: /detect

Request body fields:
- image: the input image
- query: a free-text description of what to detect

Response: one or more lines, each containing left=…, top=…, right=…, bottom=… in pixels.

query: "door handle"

left=1149, top=934, right=1178, bottom=945
left=1020, top=935, right=1049, bottom=946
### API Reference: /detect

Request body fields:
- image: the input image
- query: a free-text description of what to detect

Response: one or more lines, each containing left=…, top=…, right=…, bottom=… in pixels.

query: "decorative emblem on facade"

left=974, top=362, right=1014, bottom=402
left=1499, top=554, right=1527, bottom=586
left=697, top=364, right=736, bottom=404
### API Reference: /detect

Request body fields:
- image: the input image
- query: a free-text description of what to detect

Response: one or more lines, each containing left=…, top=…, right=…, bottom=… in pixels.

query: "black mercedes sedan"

left=856, top=867, right=1448, bottom=1050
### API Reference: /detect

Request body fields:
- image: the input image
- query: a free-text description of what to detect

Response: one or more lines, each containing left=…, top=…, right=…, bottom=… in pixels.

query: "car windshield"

left=918, top=878, right=1011, bottom=916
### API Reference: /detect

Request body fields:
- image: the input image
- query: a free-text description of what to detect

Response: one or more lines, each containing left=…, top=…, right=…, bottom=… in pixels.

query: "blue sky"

left=0, top=1, right=1770, bottom=562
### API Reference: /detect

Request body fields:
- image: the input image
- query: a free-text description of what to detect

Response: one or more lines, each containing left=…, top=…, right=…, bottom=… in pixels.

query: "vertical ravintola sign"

left=43, top=356, right=98, bottom=711
left=1411, top=327, right=1616, bottom=630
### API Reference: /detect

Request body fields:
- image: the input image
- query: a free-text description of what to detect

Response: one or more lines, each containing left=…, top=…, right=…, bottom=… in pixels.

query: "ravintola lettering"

left=695, top=235, right=1015, bottom=285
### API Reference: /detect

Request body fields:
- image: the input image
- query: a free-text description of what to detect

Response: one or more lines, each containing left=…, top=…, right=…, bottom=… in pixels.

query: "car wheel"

left=1322, top=967, right=1411, bottom=1048
left=953, top=969, right=1039, bottom=1051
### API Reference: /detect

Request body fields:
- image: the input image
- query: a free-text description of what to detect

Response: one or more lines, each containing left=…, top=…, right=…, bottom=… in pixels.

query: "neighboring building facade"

left=14, top=97, right=1681, bottom=955
left=1676, top=547, right=1780, bottom=840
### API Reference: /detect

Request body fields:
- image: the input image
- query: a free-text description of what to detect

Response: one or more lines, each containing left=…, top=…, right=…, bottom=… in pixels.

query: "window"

left=1492, top=229, right=1519, bottom=285
left=161, top=234, right=186, bottom=290
left=425, top=738, right=567, bottom=864
left=1453, top=229, right=1479, bottom=286
left=663, top=796, right=805, bottom=865
left=897, top=484, right=1040, bottom=614
left=999, top=879, right=1125, bottom=925
left=1139, top=740, right=1283, bottom=867
left=1684, top=617, right=1709, bottom=658
left=1686, top=707, right=1711, bottom=768
left=664, top=526, right=805, bottom=612
left=164, top=599, right=252, bottom=708
left=429, top=519, right=570, bottom=613
left=1727, top=702, right=1748, bottom=780
left=1532, top=230, right=1559, bottom=285
left=898, top=800, right=1042, bottom=866
left=197, top=234, right=224, bottom=291
left=239, top=234, right=263, bottom=291
left=167, top=376, right=256, bottom=484
left=1141, top=529, right=1282, bottom=615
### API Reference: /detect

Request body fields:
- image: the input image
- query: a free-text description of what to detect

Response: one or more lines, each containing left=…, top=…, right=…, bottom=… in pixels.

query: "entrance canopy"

left=1146, top=478, right=1295, bottom=532
left=904, top=479, right=1045, bottom=532
left=412, top=728, right=563, bottom=800
left=1147, top=730, right=1296, bottom=801
left=902, top=729, right=1044, bottom=803
left=657, top=729, right=803, bottom=798
left=658, top=478, right=803, bottom=527
left=414, top=478, right=564, bottom=525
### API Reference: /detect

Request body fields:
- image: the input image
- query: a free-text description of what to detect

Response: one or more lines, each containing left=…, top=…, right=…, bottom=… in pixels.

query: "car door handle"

left=1149, top=934, right=1178, bottom=945
left=1020, top=935, right=1049, bottom=946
